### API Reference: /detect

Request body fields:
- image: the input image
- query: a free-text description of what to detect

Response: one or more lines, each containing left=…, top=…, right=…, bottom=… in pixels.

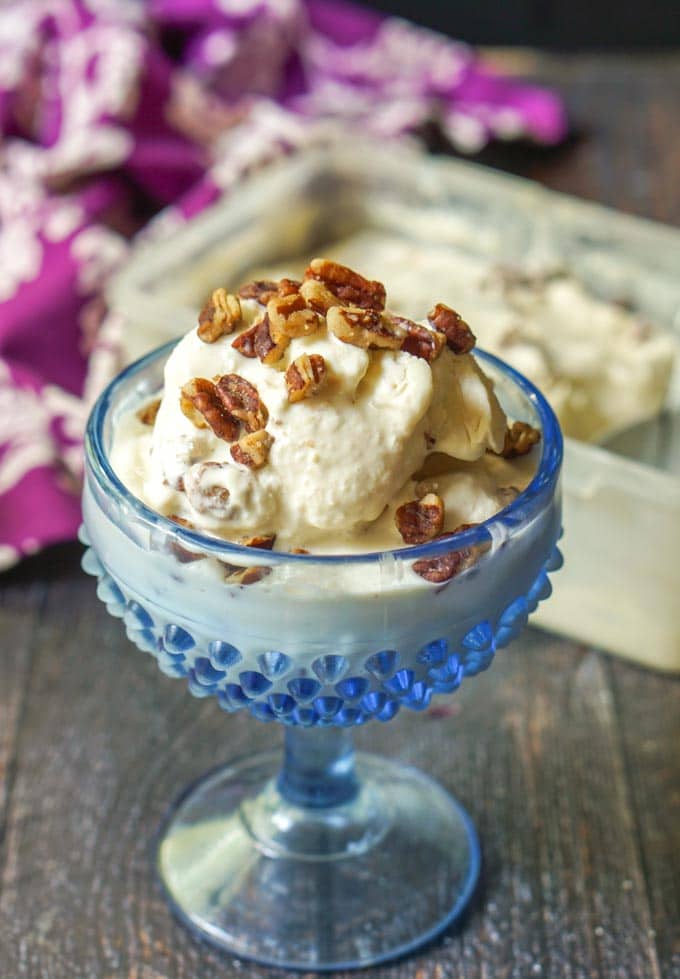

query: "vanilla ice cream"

left=111, top=260, right=539, bottom=558
left=254, top=232, right=677, bottom=444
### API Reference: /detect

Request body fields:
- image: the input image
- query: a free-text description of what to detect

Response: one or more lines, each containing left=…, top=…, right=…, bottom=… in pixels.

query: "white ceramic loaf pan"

left=109, top=139, right=680, bottom=671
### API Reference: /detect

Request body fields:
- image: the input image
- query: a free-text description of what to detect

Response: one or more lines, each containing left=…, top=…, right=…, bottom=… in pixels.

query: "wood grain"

left=1, top=52, right=679, bottom=979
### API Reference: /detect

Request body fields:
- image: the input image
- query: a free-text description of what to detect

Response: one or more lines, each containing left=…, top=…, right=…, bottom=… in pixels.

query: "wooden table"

left=1, top=53, right=679, bottom=979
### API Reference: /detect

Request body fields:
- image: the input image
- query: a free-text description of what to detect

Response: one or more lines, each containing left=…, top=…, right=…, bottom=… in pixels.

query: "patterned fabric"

left=0, top=0, right=567, bottom=571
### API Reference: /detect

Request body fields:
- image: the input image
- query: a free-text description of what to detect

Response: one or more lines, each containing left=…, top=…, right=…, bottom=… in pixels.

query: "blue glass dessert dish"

left=81, top=341, right=562, bottom=971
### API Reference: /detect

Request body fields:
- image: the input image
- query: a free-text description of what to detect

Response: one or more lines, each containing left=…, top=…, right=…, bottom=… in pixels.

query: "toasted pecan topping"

left=222, top=564, right=272, bottom=586
left=413, top=524, right=490, bottom=583
left=215, top=374, right=268, bottom=432
left=237, top=279, right=280, bottom=304
left=180, top=378, right=240, bottom=441
left=184, top=462, right=232, bottom=517
left=305, top=258, right=386, bottom=311
left=395, top=493, right=445, bottom=544
left=232, top=314, right=290, bottom=364
left=278, top=277, right=302, bottom=296
left=197, top=288, right=241, bottom=343
left=241, top=534, right=276, bottom=550
left=501, top=421, right=541, bottom=458
left=168, top=514, right=193, bottom=528
left=137, top=398, right=161, bottom=426
left=230, top=429, right=273, bottom=469
left=285, top=353, right=327, bottom=403
left=413, top=548, right=467, bottom=584
left=267, top=292, right=324, bottom=340
left=166, top=514, right=204, bottom=563
left=239, top=566, right=271, bottom=585
left=220, top=556, right=272, bottom=585
left=428, top=303, right=476, bottom=354
left=397, top=319, right=447, bottom=363
left=327, top=305, right=405, bottom=349
left=299, top=277, right=340, bottom=313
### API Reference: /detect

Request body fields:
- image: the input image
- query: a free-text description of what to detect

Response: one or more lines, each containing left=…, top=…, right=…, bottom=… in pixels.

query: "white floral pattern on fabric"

left=0, top=361, right=56, bottom=494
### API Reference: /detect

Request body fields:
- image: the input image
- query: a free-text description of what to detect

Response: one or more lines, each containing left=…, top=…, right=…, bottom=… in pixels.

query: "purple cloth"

left=0, top=0, right=567, bottom=572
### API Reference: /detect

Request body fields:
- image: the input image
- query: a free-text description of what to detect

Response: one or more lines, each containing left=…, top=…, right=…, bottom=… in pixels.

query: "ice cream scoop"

left=111, top=259, right=540, bottom=557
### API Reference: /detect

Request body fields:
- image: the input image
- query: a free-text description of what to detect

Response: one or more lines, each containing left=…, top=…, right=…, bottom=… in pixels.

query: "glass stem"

left=277, top=727, right=359, bottom=808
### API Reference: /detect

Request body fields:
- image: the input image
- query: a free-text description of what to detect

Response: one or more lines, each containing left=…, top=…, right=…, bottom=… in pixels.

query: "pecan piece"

left=305, top=258, right=386, bottom=310
left=180, top=378, right=240, bottom=441
left=285, top=353, right=328, bottom=403
left=232, top=314, right=289, bottom=364
left=238, top=279, right=280, bottom=304
left=501, top=421, right=541, bottom=458
left=184, top=462, right=232, bottom=517
left=223, top=564, right=272, bottom=586
left=327, top=306, right=405, bottom=349
left=215, top=374, right=268, bottom=432
left=428, top=303, right=476, bottom=354
left=397, top=319, right=447, bottom=363
left=137, top=397, right=161, bottom=426
left=290, top=547, right=310, bottom=554
left=413, top=549, right=467, bottom=584
left=241, top=534, right=276, bottom=550
left=299, top=277, right=340, bottom=313
left=267, top=292, right=324, bottom=340
left=413, top=524, right=489, bottom=583
left=278, top=277, right=302, bottom=296
left=197, top=288, right=241, bottom=342
left=230, top=429, right=274, bottom=469
left=395, top=493, right=445, bottom=544
left=165, top=514, right=205, bottom=564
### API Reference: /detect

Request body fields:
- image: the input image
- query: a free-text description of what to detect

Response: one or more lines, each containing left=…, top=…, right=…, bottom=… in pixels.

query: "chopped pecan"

left=395, top=493, right=445, bottom=544
left=285, top=353, right=327, bottom=403
left=428, top=303, right=476, bottom=354
left=232, top=314, right=289, bottom=364
left=278, top=277, right=302, bottom=296
left=237, top=279, right=280, bottom=304
left=197, top=288, right=241, bottom=342
left=180, top=378, right=240, bottom=441
left=215, top=374, right=268, bottom=432
left=299, top=277, right=340, bottom=313
left=184, top=462, right=232, bottom=517
left=305, top=258, right=386, bottom=310
left=137, top=397, right=161, bottom=426
left=413, top=549, right=467, bottom=584
left=230, top=429, right=274, bottom=469
left=241, top=534, right=276, bottom=550
left=168, top=514, right=193, bottom=528
left=267, top=292, right=324, bottom=340
left=221, top=562, right=272, bottom=585
left=413, top=524, right=489, bottom=583
left=501, top=421, right=541, bottom=458
left=397, top=319, right=447, bottom=363
left=165, top=514, right=204, bottom=563
left=327, top=306, right=405, bottom=349
left=290, top=547, right=310, bottom=554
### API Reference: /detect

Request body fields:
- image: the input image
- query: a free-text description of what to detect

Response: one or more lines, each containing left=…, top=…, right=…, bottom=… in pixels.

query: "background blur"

left=362, top=0, right=680, bottom=47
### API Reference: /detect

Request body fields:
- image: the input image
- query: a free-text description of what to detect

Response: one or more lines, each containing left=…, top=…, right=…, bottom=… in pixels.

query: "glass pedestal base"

left=157, top=750, right=480, bottom=971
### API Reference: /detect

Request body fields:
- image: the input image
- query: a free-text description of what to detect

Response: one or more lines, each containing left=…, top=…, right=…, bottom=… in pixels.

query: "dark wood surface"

left=1, top=53, right=679, bottom=979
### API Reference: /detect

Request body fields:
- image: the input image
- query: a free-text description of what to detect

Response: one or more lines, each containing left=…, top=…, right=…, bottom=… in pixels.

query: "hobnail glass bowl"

left=81, top=341, right=562, bottom=971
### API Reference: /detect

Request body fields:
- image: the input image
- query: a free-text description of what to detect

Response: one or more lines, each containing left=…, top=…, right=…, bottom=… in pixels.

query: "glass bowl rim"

left=84, top=340, right=562, bottom=566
